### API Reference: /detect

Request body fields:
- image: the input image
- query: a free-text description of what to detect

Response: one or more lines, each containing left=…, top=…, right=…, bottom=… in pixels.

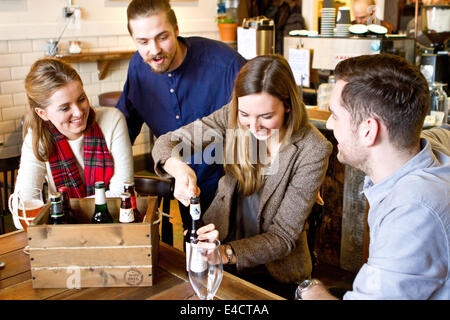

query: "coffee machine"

left=237, top=16, right=275, bottom=60
left=418, top=5, right=450, bottom=94
left=283, top=35, right=416, bottom=83
left=420, top=53, right=449, bottom=92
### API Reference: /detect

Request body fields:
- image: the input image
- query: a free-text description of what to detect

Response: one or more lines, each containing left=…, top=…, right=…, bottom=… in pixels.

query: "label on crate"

left=124, top=268, right=144, bottom=286
left=119, top=208, right=135, bottom=223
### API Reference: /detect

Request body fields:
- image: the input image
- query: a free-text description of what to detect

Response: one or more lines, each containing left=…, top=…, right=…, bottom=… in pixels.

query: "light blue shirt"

left=344, top=129, right=450, bottom=300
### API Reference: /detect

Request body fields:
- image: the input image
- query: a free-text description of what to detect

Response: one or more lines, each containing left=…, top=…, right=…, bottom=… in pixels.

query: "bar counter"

left=0, top=230, right=284, bottom=300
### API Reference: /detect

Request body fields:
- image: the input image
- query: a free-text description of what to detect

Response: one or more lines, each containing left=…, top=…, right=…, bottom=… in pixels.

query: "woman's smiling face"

left=34, top=80, right=90, bottom=140
left=237, top=92, right=288, bottom=141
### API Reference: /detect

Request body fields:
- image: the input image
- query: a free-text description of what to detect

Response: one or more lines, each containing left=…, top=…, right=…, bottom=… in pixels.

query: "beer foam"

left=19, top=199, right=44, bottom=210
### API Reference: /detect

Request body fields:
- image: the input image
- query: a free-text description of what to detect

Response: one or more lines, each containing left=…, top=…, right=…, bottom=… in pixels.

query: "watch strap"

left=225, top=244, right=234, bottom=264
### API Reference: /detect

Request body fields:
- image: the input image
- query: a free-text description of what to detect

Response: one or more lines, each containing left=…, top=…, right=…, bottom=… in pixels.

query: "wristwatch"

left=224, top=244, right=234, bottom=265
left=295, top=279, right=321, bottom=300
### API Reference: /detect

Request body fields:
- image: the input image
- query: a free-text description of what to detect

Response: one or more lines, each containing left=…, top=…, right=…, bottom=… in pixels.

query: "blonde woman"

left=152, top=55, right=332, bottom=298
left=12, top=58, right=133, bottom=229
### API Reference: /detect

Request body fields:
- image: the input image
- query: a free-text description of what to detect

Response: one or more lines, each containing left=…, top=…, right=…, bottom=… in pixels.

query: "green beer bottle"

left=91, top=181, right=113, bottom=223
left=48, top=192, right=67, bottom=225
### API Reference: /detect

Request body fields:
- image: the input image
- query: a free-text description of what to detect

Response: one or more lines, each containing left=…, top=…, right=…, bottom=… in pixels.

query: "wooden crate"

left=27, top=196, right=160, bottom=289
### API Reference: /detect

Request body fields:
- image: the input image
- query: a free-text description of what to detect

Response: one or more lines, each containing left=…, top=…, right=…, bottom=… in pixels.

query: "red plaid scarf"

left=48, top=121, right=114, bottom=198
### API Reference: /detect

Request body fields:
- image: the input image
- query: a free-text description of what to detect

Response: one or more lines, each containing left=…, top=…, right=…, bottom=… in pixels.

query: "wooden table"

left=0, top=230, right=284, bottom=300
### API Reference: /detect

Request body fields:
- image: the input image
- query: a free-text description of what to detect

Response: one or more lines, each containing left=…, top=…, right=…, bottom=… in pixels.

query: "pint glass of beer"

left=9, top=188, right=44, bottom=231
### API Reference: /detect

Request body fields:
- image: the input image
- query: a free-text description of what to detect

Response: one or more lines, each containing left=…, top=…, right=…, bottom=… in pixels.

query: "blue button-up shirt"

left=343, top=129, right=450, bottom=300
left=116, top=36, right=246, bottom=202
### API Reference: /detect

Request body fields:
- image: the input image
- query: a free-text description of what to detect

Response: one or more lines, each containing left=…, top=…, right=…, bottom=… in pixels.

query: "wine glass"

left=188, top=239, right=223, bottom=300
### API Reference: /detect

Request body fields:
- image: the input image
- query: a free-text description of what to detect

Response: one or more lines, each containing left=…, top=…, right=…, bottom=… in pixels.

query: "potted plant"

left=216, top=3, right=238, bottom=42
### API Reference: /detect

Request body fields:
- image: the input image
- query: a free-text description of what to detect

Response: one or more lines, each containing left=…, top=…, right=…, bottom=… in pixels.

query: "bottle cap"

left=50, top=192, right=62, bottom=202
left=124, top=181, right=135, bottom=187
left=57, top=186, right=69, bottom=192
left=94, top=181, right=105, bottom=188
left=190, top=196, right=200, bottom=204
left=120, top=192, right=131, bottom=200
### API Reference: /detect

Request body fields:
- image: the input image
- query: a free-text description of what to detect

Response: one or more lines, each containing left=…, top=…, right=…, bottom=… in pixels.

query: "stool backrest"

left=134, top=175, right=175, bottom=245
left=98, top=91, right=122, bottom=107
left=0, top=155, right=20, bottom=234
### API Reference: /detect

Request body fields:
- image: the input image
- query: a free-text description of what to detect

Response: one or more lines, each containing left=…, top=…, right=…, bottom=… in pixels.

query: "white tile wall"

left=0, top=54, right=22, bottom=68
left=0, top=31, right=220, bottom=159
left=0, top=94, right=13, bottom=107
left=0, top=68, right=10, bottom=81
left=0, top=42, right=7, bottom=54
left=8, top=40, right=33, bottom=54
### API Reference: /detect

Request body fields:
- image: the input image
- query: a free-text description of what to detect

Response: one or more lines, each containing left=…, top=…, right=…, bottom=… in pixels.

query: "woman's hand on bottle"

left=163, top=157, right=200, bottom=207
left=196, top=223, right=219, bottom=242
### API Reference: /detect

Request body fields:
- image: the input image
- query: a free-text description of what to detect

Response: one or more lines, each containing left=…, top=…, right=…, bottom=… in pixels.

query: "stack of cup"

left=321, top=0, right=336, bottom=37
left=335, top=7, right=351, bottom=37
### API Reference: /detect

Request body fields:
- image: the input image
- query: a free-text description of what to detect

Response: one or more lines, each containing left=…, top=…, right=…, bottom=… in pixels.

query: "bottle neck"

left=95, top=187, right=107, bottom=205
left=189, top=218, right=202, bottom=241
left=63, top=193, right=71, bottom=209
left=126, top=187, right=138, bottom=209
left=50, top=202, right=63, bottom=217
left=190, top=203, right=201, bottom=221
left=121, top=199, right=132, bottom=209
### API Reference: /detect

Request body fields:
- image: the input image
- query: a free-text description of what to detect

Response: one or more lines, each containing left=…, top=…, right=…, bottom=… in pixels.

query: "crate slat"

left=28, top=224, right=151, bottom=248
left=30, top=246, right=152, bottom=268
left=31, top=266, right=153, bottom=288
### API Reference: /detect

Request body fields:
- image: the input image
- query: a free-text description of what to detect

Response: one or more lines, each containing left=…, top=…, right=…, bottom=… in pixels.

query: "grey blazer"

left=152, top=104, right=332, bottom=283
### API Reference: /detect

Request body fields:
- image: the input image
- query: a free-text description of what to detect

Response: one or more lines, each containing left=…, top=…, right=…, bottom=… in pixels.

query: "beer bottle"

left=57, top=186, right=77, bottom=224
left=185, top=196, right=203, bottom=270
left=91, top=181, right=113, bottom=224
left=124, top=181, right=142, bottom=222
left=119, top=192, right=135, bottom=223
left=48, top=192, right=67, bottom=225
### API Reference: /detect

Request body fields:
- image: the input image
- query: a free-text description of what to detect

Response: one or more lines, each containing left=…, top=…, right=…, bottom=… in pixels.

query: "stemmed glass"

left=188, top=239, right=223, bottom=300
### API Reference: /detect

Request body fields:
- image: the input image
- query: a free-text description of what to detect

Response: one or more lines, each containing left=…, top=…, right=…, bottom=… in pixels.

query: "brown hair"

left=127, top=0, right=178, bottom=35
left=225, top=54, right=307, bottom=195
left=334, top=53, right=429, bottom=149
left=24, top=58, right=95, bottom=161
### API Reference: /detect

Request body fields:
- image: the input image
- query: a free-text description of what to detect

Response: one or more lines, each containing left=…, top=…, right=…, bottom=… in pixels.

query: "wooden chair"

left=0, top=155, right=20, bottom=234
left=134, top=175, right=175, bottom=246
left=98, top=91, right=122, bottom=107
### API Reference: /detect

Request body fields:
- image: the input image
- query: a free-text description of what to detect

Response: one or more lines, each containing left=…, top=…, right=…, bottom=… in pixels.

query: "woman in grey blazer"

left=152, top=55, right=332, bottom=298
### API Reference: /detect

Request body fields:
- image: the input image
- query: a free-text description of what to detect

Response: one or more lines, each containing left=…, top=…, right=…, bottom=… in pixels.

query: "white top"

left=12, top=107, right=134, bottom=229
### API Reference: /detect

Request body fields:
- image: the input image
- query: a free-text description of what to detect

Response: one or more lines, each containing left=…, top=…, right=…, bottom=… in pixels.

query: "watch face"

left=299, top=279, right=312, bottom=290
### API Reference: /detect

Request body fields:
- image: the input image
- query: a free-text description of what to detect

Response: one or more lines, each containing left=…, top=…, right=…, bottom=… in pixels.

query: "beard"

left=337, top=141, right=369, bottom=174
left=145, top=52, right=174, bottom=74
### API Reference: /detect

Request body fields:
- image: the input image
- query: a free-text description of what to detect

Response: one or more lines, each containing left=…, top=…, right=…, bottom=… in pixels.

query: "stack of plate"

left=335, top=25, right=350, bottom=37
left=321, top=7, right=336, bottom=36
left=335, top=7, right=351, bottom=37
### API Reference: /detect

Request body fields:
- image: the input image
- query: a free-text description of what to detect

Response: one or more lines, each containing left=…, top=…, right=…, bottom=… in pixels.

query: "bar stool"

left=134, top=175, right=175, bottom=246
left=0, top=154, right=20, bottom=234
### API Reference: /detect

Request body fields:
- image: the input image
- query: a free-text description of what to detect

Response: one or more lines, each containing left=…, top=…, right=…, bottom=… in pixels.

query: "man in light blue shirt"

left=297, top=54, right=449, bottom=300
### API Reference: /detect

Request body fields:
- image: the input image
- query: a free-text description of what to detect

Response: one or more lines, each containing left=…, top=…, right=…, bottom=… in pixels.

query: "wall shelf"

left=59, top=50, right=135, bottom=80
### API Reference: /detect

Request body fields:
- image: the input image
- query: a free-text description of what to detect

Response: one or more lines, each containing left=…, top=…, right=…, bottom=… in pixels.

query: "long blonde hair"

left=224, top=55, right=307, bottom=195
left=23, top=58, right=94, bottom=161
